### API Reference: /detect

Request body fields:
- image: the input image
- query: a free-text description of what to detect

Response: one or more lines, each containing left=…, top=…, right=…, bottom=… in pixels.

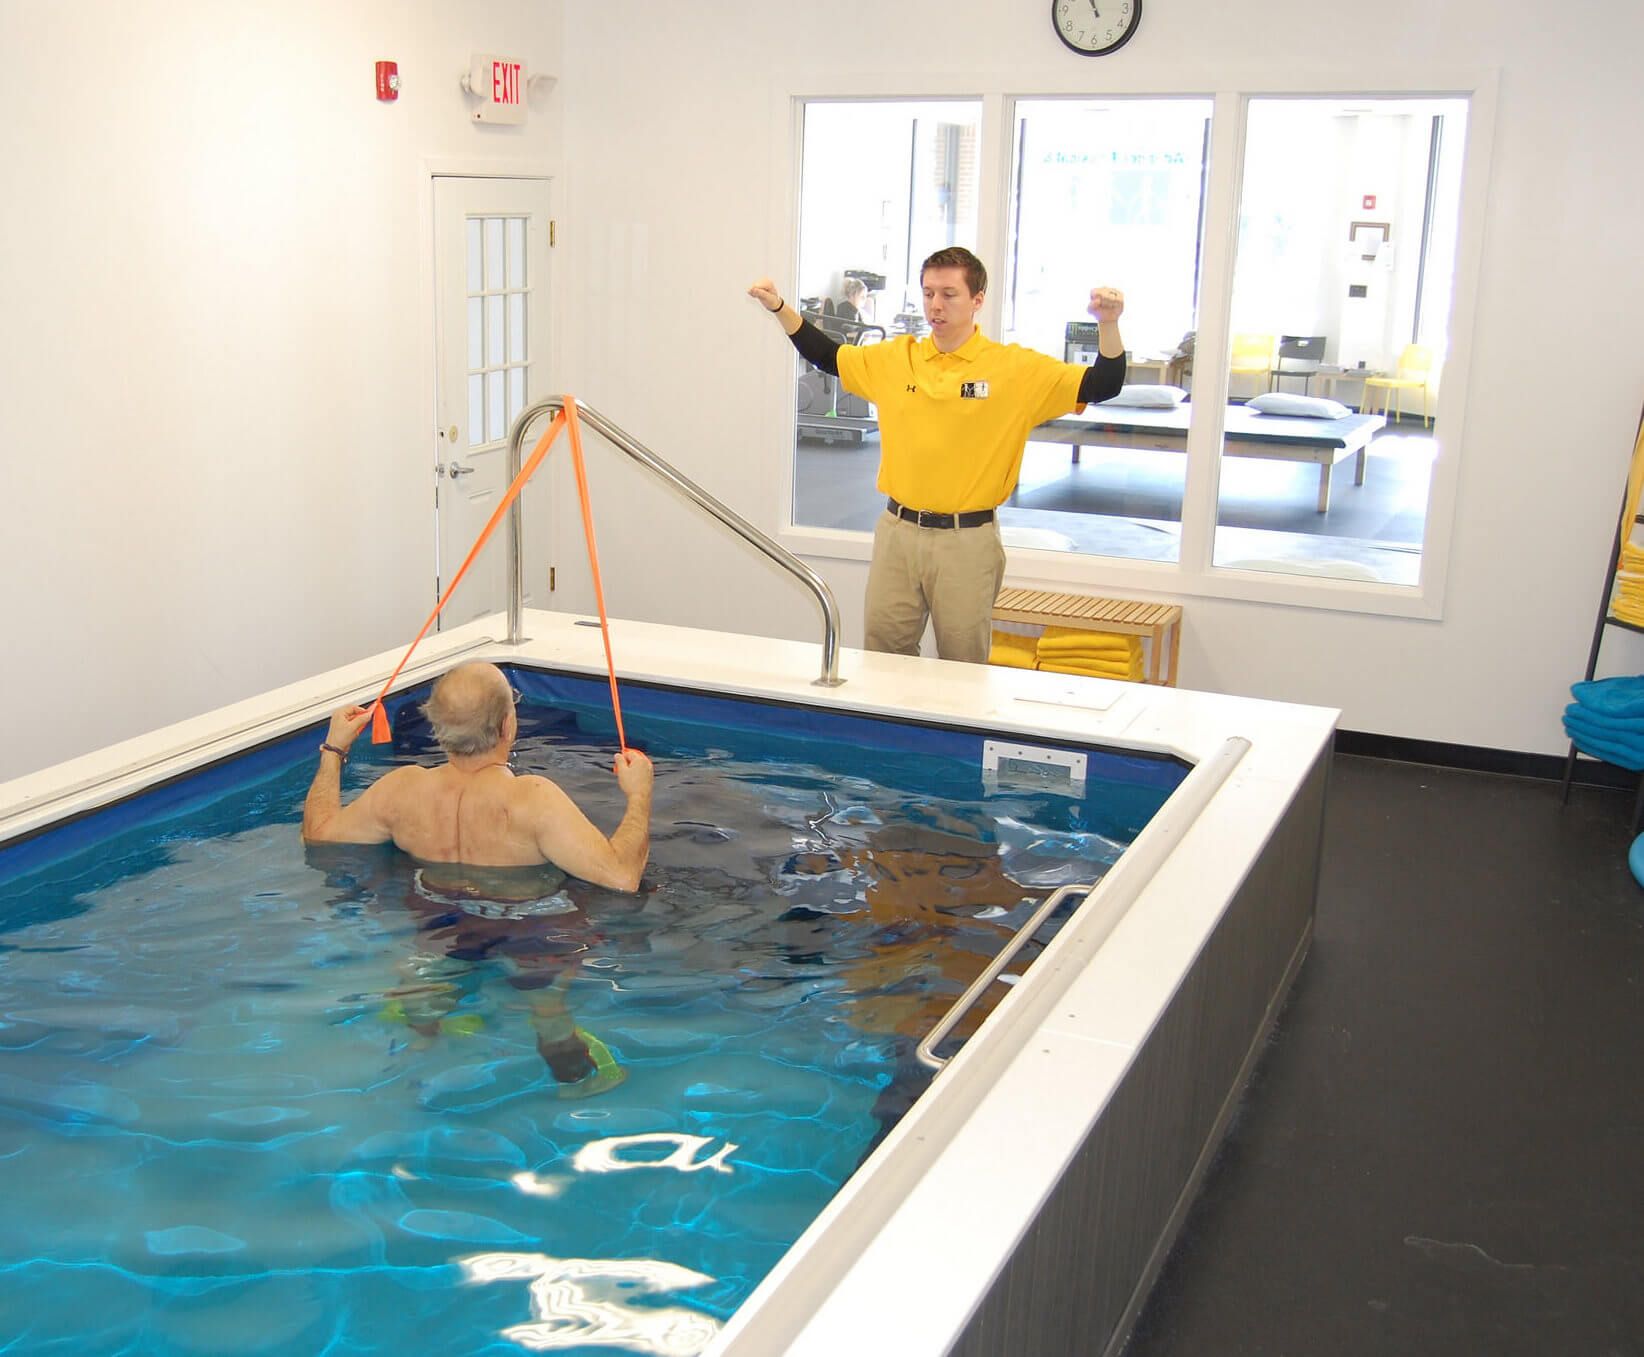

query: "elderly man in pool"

left=302, top=661, right=652, bottom=1096
left=301, top=660, right=653, bottom=887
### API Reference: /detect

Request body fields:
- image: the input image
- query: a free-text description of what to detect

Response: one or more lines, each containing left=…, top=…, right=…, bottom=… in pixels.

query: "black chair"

left=1270, top=335, right=1326, bottom=393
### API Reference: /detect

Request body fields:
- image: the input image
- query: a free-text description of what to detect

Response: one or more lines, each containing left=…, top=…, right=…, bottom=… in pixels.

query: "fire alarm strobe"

left=375, top=60, right=400, bottom=102
left=463, top=54, right=527, bottom=125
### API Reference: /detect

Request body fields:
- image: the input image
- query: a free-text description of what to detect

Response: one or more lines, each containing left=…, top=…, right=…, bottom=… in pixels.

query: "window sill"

left=776, top=523, right=1443, bottom=621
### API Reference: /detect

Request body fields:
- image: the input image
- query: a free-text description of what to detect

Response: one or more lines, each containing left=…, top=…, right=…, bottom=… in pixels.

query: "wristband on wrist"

left=320, top=741, right=349, bottom=763
left=769, top=297, right=783, bottom=313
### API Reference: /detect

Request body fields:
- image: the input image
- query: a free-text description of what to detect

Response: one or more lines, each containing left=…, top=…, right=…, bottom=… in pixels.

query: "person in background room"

left=751, top=247, right=1126, bottom=662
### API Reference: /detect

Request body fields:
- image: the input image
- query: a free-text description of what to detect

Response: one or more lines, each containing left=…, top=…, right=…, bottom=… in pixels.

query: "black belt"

left=887, top=498, right=995, bottom=529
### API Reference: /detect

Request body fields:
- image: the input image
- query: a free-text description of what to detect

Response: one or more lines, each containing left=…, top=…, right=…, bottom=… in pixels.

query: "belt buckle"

left=917, top=509, right=948, bottom=528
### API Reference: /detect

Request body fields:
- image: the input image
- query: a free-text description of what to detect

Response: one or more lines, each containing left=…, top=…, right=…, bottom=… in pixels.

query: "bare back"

left=376, top=764, right=562, bottom=868
left=305, top=717, right=651, bottom=893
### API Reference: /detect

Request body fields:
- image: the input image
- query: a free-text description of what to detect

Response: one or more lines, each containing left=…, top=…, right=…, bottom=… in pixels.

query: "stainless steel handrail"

left=915, top=881, right=1097, bottom=1070
left=504, top=396, right=844, bottom=687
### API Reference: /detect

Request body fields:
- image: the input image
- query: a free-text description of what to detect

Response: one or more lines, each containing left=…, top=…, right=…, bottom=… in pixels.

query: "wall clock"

left=1052, top=0, right=1142, bottom=56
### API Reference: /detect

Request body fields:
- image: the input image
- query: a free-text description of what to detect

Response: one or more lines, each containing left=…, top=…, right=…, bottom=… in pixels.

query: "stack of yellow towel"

left=987, top=629, right=1039, bottom=669
left=1033, top=626, right=1144, bottom=681
left=1609, top=421, right=1644, bottom=624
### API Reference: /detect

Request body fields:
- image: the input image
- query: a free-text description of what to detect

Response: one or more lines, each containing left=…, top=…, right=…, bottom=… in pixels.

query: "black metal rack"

left=1560, top=405, right=1644, bottom=825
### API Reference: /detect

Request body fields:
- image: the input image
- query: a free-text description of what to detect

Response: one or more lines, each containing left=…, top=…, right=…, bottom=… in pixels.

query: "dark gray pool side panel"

left=950, top=743, right=1331, bottom=1357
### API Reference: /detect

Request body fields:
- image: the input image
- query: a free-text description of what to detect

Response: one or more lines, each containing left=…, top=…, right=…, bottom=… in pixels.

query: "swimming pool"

left=0, top=613, right=1336, bottom=1355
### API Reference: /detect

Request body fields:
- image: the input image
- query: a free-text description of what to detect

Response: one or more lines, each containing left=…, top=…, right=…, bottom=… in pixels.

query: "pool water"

left=0, top=671, right=1184, bottom=1355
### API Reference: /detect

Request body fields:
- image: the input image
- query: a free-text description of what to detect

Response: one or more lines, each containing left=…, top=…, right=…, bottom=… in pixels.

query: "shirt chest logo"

left=960, top=381, right=989, bottom=399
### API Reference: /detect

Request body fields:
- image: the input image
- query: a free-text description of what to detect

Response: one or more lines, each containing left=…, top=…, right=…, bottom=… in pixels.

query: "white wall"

left=6, top=0, right=1642, bottom=784
left=0, top=0, right=564, bottom=782
left=556, top=0, right=1644, bottom=756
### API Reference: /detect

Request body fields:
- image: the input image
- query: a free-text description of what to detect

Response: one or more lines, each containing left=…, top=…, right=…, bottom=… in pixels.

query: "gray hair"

left=422, top=665, right=512, bottom=756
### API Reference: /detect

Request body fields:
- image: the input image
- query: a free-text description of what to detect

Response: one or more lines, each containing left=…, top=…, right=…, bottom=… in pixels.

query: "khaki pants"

left=863, top=510, right=1005, bottom=663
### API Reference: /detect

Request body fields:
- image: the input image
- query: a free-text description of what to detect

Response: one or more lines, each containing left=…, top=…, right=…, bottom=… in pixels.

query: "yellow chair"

left=1361, top=344, right=1436, bottom=428
left=1228, top=333, right=1276, bottom=399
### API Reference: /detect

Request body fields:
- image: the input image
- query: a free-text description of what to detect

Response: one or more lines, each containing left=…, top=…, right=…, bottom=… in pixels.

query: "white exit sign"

left=468, top=54, right=527, bottom=124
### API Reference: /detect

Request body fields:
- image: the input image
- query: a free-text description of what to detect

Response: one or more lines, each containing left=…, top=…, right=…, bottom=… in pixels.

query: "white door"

left=433, top=176, right=554, bottom=628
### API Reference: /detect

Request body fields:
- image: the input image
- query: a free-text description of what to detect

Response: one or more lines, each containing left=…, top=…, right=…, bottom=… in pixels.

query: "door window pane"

left=486, top=370, right=504, bottom=444
left=467, top=297, right=483, bottom=370
left=1216, top=97, right=1468, bottom=585
left=467, top=373, right=484, bottom=447
left=485, top=296, right=504, bottom=368
left=508, top=294, right=526, bottom=363
left=466, top=219, right=483, bottom=294
left=463, top=214, right=534, bottom=450
left=508, top=366, right=526, bottom=425
left=484, top=217, right=505, bottom=292
left=1002, top=99, right=1212, bottom=563
left=790, top=100, right=981, bottom=532
left=506, top=217, right=526, bottom=289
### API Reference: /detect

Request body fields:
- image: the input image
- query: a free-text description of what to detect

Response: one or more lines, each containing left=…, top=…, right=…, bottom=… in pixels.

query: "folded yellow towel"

left=988, top=630, right=1039, bottom=669
left=1038, top=657, right=1145, bottom=681
left=1036, top=628, right=1142, bottom=660
left=1040, top=650, right=1143, bottom=668
left=1037, top=648, right=1139, bottom=666
left=1038, top=625, right=1142, bottom=650
left=1036, top=639, right=1137, bottom=656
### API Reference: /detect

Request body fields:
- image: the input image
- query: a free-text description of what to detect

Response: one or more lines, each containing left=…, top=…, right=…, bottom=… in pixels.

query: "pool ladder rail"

left=916, top=880, right=1097, bottom=1070
left=505, top=396, right=845, bottom=688
left=914, top=734, right=1254, bottom=1071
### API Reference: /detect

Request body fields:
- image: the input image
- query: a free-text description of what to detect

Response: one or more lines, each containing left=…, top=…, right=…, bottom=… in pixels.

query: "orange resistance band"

left=563, top=399, right=628, bottom=752
left=364, top=397, right=628, bottom=753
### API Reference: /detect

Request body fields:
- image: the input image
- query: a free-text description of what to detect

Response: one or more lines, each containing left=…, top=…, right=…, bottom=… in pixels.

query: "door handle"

left=447, top=462, right=476, bottom=478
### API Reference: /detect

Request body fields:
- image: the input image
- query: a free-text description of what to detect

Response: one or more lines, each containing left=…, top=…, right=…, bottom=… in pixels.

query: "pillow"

left=1246, top=392, right=1351, bottom=420
left=1098, top=384, right=1187, bottom=408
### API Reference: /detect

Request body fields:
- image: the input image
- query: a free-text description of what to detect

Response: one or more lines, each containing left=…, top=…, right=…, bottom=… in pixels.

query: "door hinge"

left=549, top=566, right=556, bottom=591
left=549, top=219, right=557, bottom=247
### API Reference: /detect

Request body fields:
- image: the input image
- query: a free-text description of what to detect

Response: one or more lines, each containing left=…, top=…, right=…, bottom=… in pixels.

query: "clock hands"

left=1088, top=0, right=1101, bottom=15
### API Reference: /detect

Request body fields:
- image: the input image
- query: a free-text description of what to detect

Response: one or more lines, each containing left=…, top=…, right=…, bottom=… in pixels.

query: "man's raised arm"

left=529, top=749, right=655, bottom=892
left=1077, top=286, right=1129, bottom=405
left=748, top=276, right=843, bottom=377
left=301, top=704, right=396, bottom=845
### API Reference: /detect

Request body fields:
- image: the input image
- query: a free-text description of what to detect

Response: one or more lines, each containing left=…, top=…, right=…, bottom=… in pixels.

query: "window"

left=791, top=100, right=982, bottom=533
left=466, top=215, right=530, bottom=447
left=780, top=84, right=1485, bottom=618
left=1002, top=99, right=1212, bottom=562
left=1215, top=97, right=1469, bottom=586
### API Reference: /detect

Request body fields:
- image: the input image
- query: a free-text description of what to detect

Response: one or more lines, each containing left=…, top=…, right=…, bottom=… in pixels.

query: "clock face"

left=1052, top=0, right=1142, bottom=55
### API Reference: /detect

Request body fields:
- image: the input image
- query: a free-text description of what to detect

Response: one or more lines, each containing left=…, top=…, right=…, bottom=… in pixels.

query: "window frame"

left=773, top=73, right=1498, bottom=621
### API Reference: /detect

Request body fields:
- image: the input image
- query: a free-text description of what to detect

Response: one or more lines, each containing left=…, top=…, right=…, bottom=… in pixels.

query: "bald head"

left=422, top=662, right=514, bottom=757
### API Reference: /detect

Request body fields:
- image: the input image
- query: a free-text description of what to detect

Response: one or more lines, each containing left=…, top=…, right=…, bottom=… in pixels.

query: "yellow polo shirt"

left=836, top=329, right=1087, bottom=514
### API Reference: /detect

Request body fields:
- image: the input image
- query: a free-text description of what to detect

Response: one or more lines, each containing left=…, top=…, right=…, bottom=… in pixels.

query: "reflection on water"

left=460, top=1252, right=721, bottom=1354
left=0, top=702, right=1157, bottom=1354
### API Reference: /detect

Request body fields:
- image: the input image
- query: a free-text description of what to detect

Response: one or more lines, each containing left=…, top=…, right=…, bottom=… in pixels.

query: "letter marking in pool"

left=571, top=1132, right=738, bottom=1175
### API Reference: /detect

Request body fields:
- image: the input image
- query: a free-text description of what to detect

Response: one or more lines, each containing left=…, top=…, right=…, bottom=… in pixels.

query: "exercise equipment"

left=364, top=396, right=628, bottom=753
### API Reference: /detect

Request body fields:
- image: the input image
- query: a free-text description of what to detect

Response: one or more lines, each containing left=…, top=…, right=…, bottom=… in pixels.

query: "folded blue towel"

left=1563, top=704, right=1644, bottom=740
left=1570, top=676, right=1644, bottom=718
left=1563, top=707, right=1644, bottom=770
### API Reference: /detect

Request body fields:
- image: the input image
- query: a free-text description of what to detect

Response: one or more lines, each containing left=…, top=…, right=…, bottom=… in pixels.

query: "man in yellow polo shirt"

left=750, top=247, right=1127, bottom=663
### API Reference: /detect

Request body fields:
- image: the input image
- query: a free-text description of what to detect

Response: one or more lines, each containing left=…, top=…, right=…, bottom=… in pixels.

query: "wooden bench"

left=992, top=588, right=1183, bottom=686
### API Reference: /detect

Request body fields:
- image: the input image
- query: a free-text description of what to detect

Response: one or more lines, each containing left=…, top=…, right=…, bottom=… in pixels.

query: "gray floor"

left=1120, top=754, right=1644, bottom=1357
left=794, top=419, right=1437, bottom=586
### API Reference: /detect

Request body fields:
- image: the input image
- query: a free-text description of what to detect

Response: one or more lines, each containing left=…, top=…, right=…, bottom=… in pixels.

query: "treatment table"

left=1032, top=403, right=1387, bottom=512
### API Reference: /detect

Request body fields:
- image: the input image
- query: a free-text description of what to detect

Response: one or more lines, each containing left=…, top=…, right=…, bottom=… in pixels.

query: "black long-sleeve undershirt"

left=785, top=319, right=1128, bottom=404
left=1076, top=350, right=1127, bottom=405
left=790, top=319, right=843, bottom=374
